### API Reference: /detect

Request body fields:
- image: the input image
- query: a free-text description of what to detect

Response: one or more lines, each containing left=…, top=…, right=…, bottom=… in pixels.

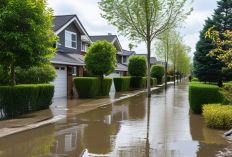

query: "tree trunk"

left=147, top=40, right=151, bottom=97
left=174, top=64, right=176, bottom=86
left=99, top=75, right=104, bottom=96
left=11, top=62, right=15, bottom=86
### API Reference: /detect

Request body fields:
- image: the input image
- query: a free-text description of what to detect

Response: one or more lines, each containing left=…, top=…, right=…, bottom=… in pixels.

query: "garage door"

left=105, top=72, right=121, bottom=91
left=50, top=65, right=67, bottom=98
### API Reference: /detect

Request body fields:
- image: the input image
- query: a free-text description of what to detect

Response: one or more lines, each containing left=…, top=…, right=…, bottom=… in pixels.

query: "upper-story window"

left=85, top=44, right=89, bottom=52
left=81, top=42, right=89, bottom=52
left=65, top=31, right=77, bottom=49
left=122, top=56, right=127, bottom=63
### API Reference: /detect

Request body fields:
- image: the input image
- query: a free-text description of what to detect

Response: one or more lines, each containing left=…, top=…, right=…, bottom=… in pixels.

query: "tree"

left=194, top=0, right=232, bottom=86
left=128, top=55, right=147, bottom=77
left=153, top=30, right=172, bottom=88
left=128, top=43, right=137, bottom=51
left=84, top=40, right=117, bottom=95
left=99, top=0, right=193, bottom=97
left=0, top=0, right=59, bottom=86
left=150, top=65, right=164, bottom=84
left=204, top=0, right=232, bottom=69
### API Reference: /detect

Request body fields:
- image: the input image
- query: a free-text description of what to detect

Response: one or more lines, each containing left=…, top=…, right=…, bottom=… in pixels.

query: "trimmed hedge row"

left=146, top=77, right=157, bottom=87
left=130, top=77, right=147, bottom=88
left=113, top=77, right=130, bottom=92
left=203, top=104, right=232, bottom=129
left=0, top=84, right=54, bottom=117
left=167, top=76, right=174, bottom=82
left=99, top=78, right=112, bottom=96
left=73, top=77, right=112, bottom=98
left=189, top=82, right=224, bottom=113
left=73, top=77, right=100, bottom=98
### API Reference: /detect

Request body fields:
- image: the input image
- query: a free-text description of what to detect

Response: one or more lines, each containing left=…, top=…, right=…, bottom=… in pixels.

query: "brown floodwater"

left=0, top=78, right=232, bottom=157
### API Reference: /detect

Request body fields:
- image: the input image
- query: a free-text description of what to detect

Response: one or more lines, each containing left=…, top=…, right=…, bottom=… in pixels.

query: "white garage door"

left=105, top=72, right=121, bottom=91
left=51, top=65, right=67, bottom=98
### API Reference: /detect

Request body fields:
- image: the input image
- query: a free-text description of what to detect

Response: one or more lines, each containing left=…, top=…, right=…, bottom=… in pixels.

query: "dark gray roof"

left=52, top=15, right=75, bottom=32
left=52, top=15, right=91, bottom=38
left=118, top=49, right=135, bottom=56
left=51, top=51, right=85, bottom=65
left=115, top=63, right=128, bottom=71
left=90, top=35, right=116, bottom=43
left=136, top=54, right=156, bottom=64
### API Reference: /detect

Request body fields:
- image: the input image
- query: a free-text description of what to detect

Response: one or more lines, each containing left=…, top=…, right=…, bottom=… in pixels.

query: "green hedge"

left=162, top=76, right=165, bottom=84
left=113, top=77, right=130, bottom=92
left=203, top=104, right=232, bottom=129
left=146, top=77, right=157, bottom=87
left=99, top=78, right=112, bottom=96
left=130, top=77, right=147, bottom=88
left=73, top=77, right=100, bottom=98
left=189, top=82, right=224, bottom=113
left=167, top=76, right=174, bottom=82
left=0, top=84, right=54, bottom=117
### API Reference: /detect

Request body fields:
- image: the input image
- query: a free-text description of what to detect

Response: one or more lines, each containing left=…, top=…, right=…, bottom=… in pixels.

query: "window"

left=122, top=56, right=127, bottom=63
left=72, top=67, right=76, bottom=76
left=85, top=44, right=89, bottom=52
left=55, top=66, right=59, bottom=70
left=65, top=31, right=77, bottom=49
left=61, top=67, right=65, bottom=70
left=81, top=42, right=85, bottom=51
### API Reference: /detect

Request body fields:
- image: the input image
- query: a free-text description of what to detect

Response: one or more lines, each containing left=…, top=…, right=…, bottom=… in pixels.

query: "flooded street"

left=1, top=79, right=232, bottom=157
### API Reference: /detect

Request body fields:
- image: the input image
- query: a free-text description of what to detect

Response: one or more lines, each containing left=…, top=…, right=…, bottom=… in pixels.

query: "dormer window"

left=65, top=31, right=77, bottom=49
left=122, top=56, right=127, bottom=63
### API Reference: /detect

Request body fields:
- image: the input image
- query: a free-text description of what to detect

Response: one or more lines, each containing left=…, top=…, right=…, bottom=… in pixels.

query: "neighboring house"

left=90, top=34, right=128, bottom=78
left=51, top=14, right=92, bottom=98
left=118, top=49, right=136, bottom=66
left=136, top=54, right=157, bottom=68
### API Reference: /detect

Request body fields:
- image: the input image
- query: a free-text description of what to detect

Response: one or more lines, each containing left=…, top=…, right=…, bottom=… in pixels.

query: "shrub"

left=169, top=69, right=174, bottom=76
left=113, top=77, right=130, bottom=92
left=167, top=76, right=174, bottom=82
left=128, top=55, right=147, bottom=77
left=146, top=77, right=157, bottom=86
left=84, top=40, right=117, bottom=95
left=15, top=65, right=57, bottom=84
left=98, top=78, right=112, bottom=96
left=191, top=77, right=199, bottom=82
left=189, top=82, right=224, bottom=113
left=162, top=76, right=165, bottom=84
left=73, top=77, right=100, bottom=98
left=0, top=84, right=54, bottom=117
left=150, top=65, right=165, bottom=84
left=202, top=104, right=232, bottom=129
left=130, top=77, right=147, bottom=88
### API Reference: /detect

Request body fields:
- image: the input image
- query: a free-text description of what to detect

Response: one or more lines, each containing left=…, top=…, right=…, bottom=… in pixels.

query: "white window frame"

left=85, top=44, right=89, bottom=52
left=65, top=30, right=77, bottom=49
left=122, top=56, right=127, bottom=64
left=81, top=42, right=85, bottom=51
left=72, top=67, right=77, bottom=76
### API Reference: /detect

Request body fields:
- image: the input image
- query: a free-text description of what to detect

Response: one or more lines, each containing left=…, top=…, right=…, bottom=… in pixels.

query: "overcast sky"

left=47, top=0, right=219, bottom=59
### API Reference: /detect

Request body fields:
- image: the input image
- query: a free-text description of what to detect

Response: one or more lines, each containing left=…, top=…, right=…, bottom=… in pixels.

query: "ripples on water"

left=0, top=79, right=232, bottom=157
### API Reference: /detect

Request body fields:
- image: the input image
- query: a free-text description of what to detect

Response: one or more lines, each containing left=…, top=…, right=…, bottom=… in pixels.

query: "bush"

left=189, top=82, right=224, bottom=113
left=128, top=55, right=147, bottom=77
left=167, top=76, right=174, bottom=82
left=191, top=77, right=199, bottom=82
left=169, top=69, right=174, bottom=76
left=113, top=77, right=130, bottom=92
left=146, top=77, right=157, bottom=86
left=130, top=77, right=147, bottom=88
left=150, top=65, right=165, bottom=84
left=98, top=78, right=112, bottom=96
left=202, top=104, right=232, bottom=129
left=0, top=84, right=54, bottom=117
left=162, top=76, right=165, bottom=84
left=73, top=77, right=100, bottom=98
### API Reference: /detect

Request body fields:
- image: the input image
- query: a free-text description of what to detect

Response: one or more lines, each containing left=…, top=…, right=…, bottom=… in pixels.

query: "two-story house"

left=51, top=15, right=92, bottom=98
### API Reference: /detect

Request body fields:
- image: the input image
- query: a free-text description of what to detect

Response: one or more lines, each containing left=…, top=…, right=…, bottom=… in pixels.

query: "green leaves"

left=128, top=55, right=147, bottom=77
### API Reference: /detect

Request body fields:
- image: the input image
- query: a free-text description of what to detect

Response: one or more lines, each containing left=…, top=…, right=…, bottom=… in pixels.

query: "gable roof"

left=52, top=15, right=92, bottom=44
left=89, top=35, right=123, bottom=54
left=115, top=63, right=128, bottom=71
left=119, top=49, right=136, bottom=56
left=90, top=35, right=116, bottom=43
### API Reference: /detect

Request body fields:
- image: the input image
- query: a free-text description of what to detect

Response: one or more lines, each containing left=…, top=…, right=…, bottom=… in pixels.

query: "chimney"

left=108, top=33, right=112, bottom=35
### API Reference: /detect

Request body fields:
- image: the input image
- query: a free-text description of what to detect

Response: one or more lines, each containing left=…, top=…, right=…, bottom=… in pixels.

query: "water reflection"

left=2, top=79, right=232, bottom=156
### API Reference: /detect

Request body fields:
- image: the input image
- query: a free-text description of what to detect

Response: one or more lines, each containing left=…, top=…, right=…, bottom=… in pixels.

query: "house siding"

left=57, top=22, right=81, bottom=54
